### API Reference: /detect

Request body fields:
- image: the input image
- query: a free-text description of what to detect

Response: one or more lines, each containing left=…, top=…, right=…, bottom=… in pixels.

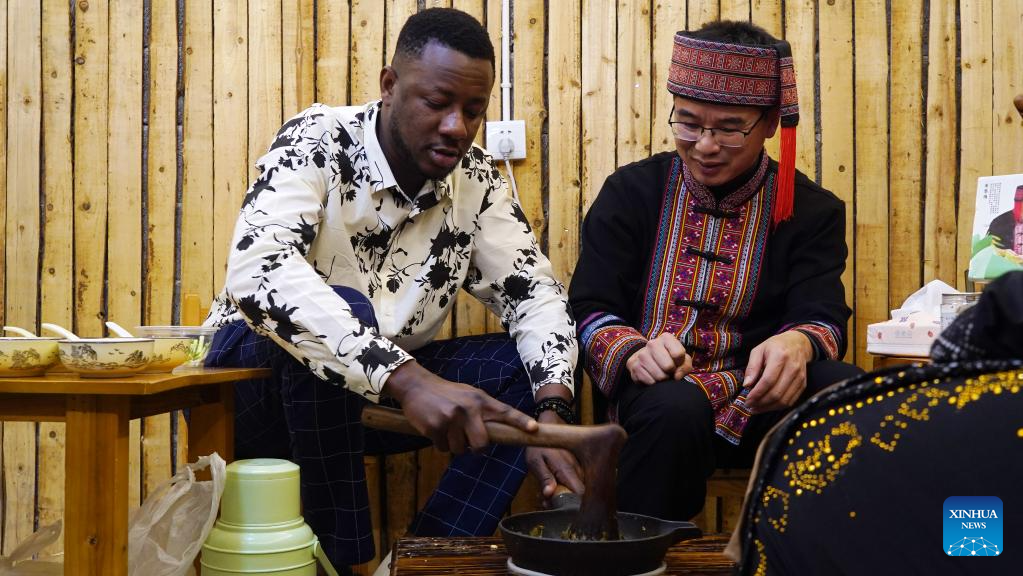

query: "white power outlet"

left=485, top=120, right=527, bottom=160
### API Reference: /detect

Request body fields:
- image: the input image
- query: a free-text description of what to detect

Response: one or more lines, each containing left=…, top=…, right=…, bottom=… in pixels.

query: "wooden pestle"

left=361, top=405, right=627, bottom=539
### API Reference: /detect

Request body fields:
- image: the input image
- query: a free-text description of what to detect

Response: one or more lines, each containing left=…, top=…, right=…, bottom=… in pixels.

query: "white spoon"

left=40, top=323, right=80, bottom=340
left=105, top=321, right=136, bottom=338
left=2, top=326, right=37, bottom=338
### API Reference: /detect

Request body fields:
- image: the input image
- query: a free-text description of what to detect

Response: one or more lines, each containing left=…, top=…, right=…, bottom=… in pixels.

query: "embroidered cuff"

left=580, top=313, right=648, bottom=398
left=783, top=321, right=842, bottom=361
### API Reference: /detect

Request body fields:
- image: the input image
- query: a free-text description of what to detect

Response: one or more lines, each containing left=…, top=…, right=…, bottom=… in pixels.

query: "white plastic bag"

left=0, top=520, right=63, bottom=575
left=128, top=453, right=226, bottom=576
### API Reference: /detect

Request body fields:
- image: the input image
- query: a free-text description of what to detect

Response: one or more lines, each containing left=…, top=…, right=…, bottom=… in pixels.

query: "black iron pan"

left=499, top=492, right=702, bottom=576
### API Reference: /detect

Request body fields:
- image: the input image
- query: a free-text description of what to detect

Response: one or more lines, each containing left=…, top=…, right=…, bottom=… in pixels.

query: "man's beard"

left=388, top=112, right=459, bottom=182
left=388, top=112, right=420, bottom=174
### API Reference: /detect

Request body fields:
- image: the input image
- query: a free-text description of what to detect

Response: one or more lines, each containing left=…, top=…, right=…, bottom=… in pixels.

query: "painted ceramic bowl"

left=57, top=338, right=154, bottom=378
left=140, top=337, right=193, bottom=373
left=0, top=337, right=60, bottom=377
left=134, top=326, right=220, bottom=368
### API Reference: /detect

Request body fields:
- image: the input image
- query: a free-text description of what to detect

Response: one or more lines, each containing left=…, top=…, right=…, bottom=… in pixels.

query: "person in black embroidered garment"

left=569, top=20, right=862, bottom=522
left=204, top=8, right=580, bottom=571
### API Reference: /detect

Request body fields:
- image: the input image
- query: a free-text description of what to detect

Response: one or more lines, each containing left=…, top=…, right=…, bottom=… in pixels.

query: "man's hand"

left=625, top=332, right=693, bottom=385
left=743, top=331, right=814, bottom=414
left=525, top=386, right=585, bottom=502
left=381, top=360, right=537, bottom=454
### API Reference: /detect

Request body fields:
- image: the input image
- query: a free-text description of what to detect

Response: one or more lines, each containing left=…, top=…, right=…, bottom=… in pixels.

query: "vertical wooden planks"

left=785, top=0, right=816, bottom=178
left=108, top=0, right=144, bottom=509
left=512, top=0, right=546, bottom=239
left=143, top=0, right=179, bottom=491
left=106, top=0, right=143, bottom=334
left=452, top=0, right=492, bottom=386
left=888, top=0, right=924, bottom=307
left=182, top=0, right=216, bottom=477
left=5, top=0, right=39, bottom=333
left=182, top=0, right=215, bottom=310
left=751, top=1, right=783, bottom=39
left=73, top=0, right=108, bottom=339
left=351, top=0, right=386, bottom=103
left=69, top=0, right=106, bottom=537
left=283, top=0, right=316, bottom=119
left=720, top=0, right=750, bottom=21
left=485, top=0, right=503, bottom=128
left=3, top=0, right=39, bottom=553
left=616, top=0, right=651, bottom=167
left=853, top=0, right=890, bottom=365
left=1, top=0, right=37, bottom=552
left=387, top=0, right=419, bottom=63
left=818, top=0, right=856, bottom=363
left=688, top=0, right=720, bottom=29
left=992, top=0, right=1023, bottom=175
left=214, top=0, right=249, bottom=293
left=0, top=0, right=6, bottom=332
left=316, top=0, right=350, bottom=105
left=146, top=0, right=178, bottom=328
left=547, top=0, right=582, bottom=309
left=39, top=0, right=74, bottom=549
left=651, top=1, right=686, bottom=155
left=923, top=0, right=959, bottom=283
left=752, top=0, right=783, bottom=161
left=581, top=0, right=617, bottom=212
left=958, top=0, right=993, bottom=286
left=249, top=0, right=283, bottom=179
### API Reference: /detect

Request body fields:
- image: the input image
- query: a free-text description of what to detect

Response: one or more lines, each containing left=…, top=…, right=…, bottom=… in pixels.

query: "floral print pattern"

left=207, top=102, right=577, bottom=400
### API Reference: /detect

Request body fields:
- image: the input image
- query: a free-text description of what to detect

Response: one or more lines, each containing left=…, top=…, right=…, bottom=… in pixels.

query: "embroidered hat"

left=668, top=31, right=799, bottom=226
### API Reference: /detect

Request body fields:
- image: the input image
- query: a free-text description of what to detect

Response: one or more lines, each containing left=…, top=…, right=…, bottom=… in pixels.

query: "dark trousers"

left=205, top=287, right=535, bottom=568
left=615, top=360, right=864, bottom=520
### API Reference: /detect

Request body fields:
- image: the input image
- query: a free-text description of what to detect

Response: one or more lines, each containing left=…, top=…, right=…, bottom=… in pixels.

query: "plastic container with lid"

left=201, top=458, right=338, bottom=576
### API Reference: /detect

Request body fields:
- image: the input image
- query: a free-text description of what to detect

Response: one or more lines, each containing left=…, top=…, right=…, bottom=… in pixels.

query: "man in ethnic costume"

left=569, top=20, right=862, bottom=521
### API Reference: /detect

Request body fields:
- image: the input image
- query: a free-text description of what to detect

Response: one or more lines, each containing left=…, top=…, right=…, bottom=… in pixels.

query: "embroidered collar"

left=362, top=101, right=454, bottom=205
left=681, top=151, right=770, bottom=212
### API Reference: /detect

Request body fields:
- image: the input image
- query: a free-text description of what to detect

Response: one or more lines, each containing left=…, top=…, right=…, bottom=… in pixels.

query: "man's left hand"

left=743, top=331, right=814, bottom=414
left=524, top=410, right=585, bottom=504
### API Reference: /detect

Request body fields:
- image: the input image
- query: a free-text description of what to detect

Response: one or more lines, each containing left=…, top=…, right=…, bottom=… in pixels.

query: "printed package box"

left=969, top=173, right=1023, bottom=280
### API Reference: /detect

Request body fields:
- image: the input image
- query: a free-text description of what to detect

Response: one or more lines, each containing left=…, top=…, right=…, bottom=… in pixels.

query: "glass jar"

left=939, top=292, right=982, bottom=331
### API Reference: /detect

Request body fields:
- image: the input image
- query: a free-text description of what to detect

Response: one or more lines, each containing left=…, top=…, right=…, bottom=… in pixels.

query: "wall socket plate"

left=485, top=120, right=527, bottom=160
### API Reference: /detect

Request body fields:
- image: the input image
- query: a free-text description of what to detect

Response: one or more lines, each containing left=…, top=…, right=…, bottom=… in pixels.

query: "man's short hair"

left=394, top=8, right=495, bottom=70
left=688, top=20, right=780, bottom=46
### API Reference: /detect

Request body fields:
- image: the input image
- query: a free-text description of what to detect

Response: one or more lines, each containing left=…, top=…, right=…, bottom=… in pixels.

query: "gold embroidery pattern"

left=783, top=421, right=861, bottom=495
left=871, top=370, right=1021, bottom=452
left=761, top=486, right=790, bottom=533
left=753, top=538, right=768, bottom=576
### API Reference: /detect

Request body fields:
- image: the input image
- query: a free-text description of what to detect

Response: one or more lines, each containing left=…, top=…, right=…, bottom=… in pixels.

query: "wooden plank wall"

left=1, top=0, right=1021, bottom=571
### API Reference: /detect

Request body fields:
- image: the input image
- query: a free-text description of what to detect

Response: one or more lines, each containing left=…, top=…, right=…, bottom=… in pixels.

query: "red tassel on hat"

left=773, top=124, right=796, bottom=227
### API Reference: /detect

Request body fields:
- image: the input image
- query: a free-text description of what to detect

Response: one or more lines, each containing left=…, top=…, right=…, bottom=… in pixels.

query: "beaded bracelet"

left=534, top=396, right=575, bottom=424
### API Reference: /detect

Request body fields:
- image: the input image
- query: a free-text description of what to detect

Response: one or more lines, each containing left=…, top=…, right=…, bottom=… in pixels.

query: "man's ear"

left=763, top=107, right=781, bottom=139
left=380, top=66, right=398, bottom=104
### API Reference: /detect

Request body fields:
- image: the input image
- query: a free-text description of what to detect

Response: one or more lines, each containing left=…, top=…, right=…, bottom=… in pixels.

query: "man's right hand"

left=381, top=360, right=538, bottom=454
left=625, top=332, right=693, bottom=385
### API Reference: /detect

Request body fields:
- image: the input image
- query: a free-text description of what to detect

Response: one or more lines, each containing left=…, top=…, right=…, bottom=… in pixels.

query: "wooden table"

left=0, top=367, right=269, bottom=576
left=871, top=354, right=931, bottom=370
left=389, top=534, right=734, bottom=575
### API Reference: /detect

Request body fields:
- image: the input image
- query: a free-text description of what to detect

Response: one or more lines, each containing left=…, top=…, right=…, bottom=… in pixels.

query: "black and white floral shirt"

left=206, top=101, right=577, bottom=401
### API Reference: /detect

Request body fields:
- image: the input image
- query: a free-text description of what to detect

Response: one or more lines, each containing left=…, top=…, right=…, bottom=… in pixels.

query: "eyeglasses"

left=667, top=107, right=767, bottom=148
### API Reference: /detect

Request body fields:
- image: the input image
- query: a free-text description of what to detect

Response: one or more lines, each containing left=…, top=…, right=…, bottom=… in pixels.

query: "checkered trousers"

left=205, top=287, right=535, bottom=568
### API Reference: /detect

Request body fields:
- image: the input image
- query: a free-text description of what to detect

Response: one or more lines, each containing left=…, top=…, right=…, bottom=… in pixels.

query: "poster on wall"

left=969, top=173, right=1023, bottom=280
